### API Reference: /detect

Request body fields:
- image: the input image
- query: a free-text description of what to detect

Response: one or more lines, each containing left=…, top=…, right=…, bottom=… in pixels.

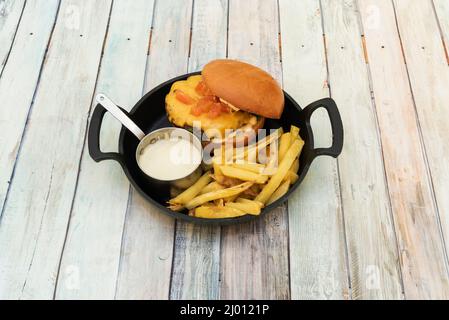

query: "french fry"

left=169, top=203, right=185, bottom=211
left=256, top=144, right=270, bottom=164
left=224, top=193, right=239, bottom=203
left=246, top=148, right=258, bottom=163
left=256, top=139, right=304, bottom=204
left=213, top=158, right=223, bottom=175
left=263, top=142, right=280, bottom=175
left=185, top=182, right=253, bottom=209
left=169, top=171, right=212, bottom=205
left=233, top=127, right=283, bottom=161
left=230, top=162, right=266, bottom=174
left=212, top=154, right=227, bottom=185
left=194, top=206, right=247, bottom=219
left=284, top=171, right=299, bottom=185
left=278, top=132, right=291, bottom=162
left=267, top=179, right=290, bottom=205
left=200, top=181, right=224, bottom=195
left=220, top=165, right=268, bottom=184
left=236, top=197, right=264, bottom=208
left=289, top=158, right=299, bottom=173
left=226, top=199, right=262, bottom=215
left=290, top=125, right=300, bottom=144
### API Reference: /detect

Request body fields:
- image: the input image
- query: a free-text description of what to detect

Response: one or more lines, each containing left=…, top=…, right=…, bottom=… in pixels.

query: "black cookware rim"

left=109, top=71, right=341, bottom=225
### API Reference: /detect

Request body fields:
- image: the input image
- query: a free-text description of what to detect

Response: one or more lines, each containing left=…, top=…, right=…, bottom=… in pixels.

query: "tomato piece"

left=190, top=105, right=203, bottom=116
left=198, top=96, right=214, bottom=112
left=195, top=81, right=206, bottom=95
left=195, top=81, right=213, bottom=96
left=175, top=90, right=195, bottom=104
left=207, top=103, right=223, bottom=118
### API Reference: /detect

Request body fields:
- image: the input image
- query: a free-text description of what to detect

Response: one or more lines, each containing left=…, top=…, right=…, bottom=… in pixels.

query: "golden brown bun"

left=202, top=59, right=284, bottom=119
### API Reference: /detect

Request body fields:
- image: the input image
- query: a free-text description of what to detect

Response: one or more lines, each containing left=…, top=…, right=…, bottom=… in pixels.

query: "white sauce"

left=138, top=137, right=201, bottom=181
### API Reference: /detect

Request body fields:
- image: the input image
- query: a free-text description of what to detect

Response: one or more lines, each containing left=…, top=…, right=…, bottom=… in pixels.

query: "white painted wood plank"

left=0, top=0, right=112, bottom=299
left=55, top=0, right=155, bottom=299
left=359, top=0, right=449, bottom=299
left=170, top=224, right=220, bottom=300
left=188, top=0, right=228, bottom=72
left=0, top=0, right=25, bottom=75
left=170, top=0, right=227, bottom=300
left=393, top=0, right=449, bottom=281
left=279, top=0, right=349, bottom=300
left=220, top=0, right=289, bottom=300
left=434, top=0, right=449, bottom=50
left=0, top=0, right=59, bottom=215
left=115, top=0, right=193, bottom=300
left=321, top=0, right=403, bottom=299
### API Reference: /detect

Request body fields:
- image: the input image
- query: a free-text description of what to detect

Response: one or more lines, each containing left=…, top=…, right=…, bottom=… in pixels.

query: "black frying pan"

left=88, top=72, right=344, bottom=224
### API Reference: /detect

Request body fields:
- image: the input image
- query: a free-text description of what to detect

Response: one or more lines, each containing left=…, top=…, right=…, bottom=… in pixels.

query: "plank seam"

left=0, top=0, right=62, bottom=223
left=273, top=0, right=291, bottom=298
left=214, top=0, right=229, bottom=284
left=218, top=224, right=223, bottom=300
left=273, top=0, right=289, bottom=299
left=168, top=0, right=196, bottom=299
left=147, top=28, right=153, bottom=55
left=143, top=0, right=157, bottom=91
left=21, top=164, right=55, bottom=296
left=219, top=223, right=224, bottom=299
left=52, top=0, right=116, bottom=299
left=361, top=35, right=369, bottom=63
left=391, top=0, right=449, bottom=278
left=277, top=0, right=282, bottom=64
left=431, top=0, right=449, bottom=65
left=354, top=0, right=406, bottom=299
left=225, top=0, right=230, bottom=58
left=167, top=220, right=178, bottom=300
left=186, top=0, right=195, bottom=60
left=319, top=0, right=352, bottom=300
left=146, top=0, right=157, bottom=56
left=0, top=0, right=26, bottom=79
left=114, top=187, right=133, bottom=299
left=440, top=35, right=449, bottom=65
left=113, top=0, right=158, bottom=299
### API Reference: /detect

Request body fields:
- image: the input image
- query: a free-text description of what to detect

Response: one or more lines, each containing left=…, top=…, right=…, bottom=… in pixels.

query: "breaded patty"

left=165, top=75, right=261, bottom=138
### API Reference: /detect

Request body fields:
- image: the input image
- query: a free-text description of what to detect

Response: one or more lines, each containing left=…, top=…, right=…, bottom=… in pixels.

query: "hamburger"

left=165, top=59, right=284, bottom=143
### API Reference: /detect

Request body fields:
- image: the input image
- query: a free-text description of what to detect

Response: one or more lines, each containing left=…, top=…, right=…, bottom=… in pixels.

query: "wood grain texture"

left=321, top=0, right=403, bottom=299
left=115, top=0, right=193, bottom=299
left=279, top=0, right=349, bottom=300
left=0, top=0, right=59, bottom=216
left=394, top=0, right=449, bottom=277
left=220, top=0, right=290, bottom=300
left=188, top=0, right=228, bottom=72
left=169, top=0, right=227, bottom=300
left=0, top=0, right=25, bottom=75
left=0, top=0, right=112, bottom=299
left=434, top=0, right=449, bottom=53
left=359, top=0, right=449, bottom=299
left=55, top=0, right=155, bottom=299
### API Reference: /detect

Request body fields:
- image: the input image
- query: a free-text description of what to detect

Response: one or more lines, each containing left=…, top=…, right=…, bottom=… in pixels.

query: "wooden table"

left=1, top=0, right=449, bottom=300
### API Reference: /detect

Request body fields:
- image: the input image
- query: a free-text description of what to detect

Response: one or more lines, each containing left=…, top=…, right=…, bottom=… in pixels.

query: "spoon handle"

left=95, top=93, right=145, bottom=140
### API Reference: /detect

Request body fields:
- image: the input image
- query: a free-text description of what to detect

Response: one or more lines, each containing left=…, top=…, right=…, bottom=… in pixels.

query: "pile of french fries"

left=168, top=125, right=304, bottom=219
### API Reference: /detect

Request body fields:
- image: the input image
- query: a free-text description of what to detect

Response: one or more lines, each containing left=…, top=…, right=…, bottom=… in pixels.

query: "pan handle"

left=301, top=98, right=344, bottom=158
left=88, top=103, right=125, bottom=166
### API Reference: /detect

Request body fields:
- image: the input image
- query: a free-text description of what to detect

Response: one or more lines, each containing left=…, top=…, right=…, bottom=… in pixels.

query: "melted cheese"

left=165, top=75, right=254, bottom=137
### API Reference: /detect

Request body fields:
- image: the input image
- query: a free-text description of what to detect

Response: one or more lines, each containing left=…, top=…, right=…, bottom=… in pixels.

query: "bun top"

left=202, top=59, right=284, bottom=119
